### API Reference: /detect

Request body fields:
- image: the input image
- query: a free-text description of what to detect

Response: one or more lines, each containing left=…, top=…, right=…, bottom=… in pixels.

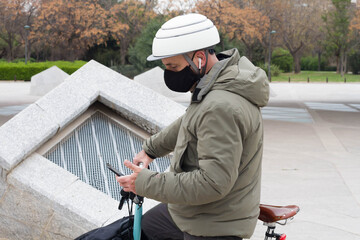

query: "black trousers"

left=141, top=203, right=243, bottom=240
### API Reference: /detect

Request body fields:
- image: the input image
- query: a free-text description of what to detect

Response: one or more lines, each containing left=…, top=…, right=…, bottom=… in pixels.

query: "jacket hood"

left=192, top=48, right=269, bottom=107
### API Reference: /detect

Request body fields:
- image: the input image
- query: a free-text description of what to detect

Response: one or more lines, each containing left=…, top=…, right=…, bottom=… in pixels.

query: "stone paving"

left=255, top=83, right=360, bottom=240
left=0, top=80, right=360, bottom=239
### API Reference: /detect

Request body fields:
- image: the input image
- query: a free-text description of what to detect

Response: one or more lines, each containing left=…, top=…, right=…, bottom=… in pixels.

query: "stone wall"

left=0, top=60, right=185, bottom=239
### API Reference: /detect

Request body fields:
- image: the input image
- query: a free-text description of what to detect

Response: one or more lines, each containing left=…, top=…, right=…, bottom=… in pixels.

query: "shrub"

left=301, top=56, right=316, bottom=70
left=271, top=48, right=293, bottom=72
left=301, top=56, right=327, bottom=71
left=11, top=58, right=36, bottom=63
left=0, top=60, right=87, bottom=81
left=349, top=51, right=360, bottom=74
left=258, top=63, right=282, bottom=77
left=324, top=65, right=337, bottom=71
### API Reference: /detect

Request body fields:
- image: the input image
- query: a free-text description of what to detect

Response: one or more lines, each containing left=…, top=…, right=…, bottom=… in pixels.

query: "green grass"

left=271, top=71, right=360, bottom=83
left=0, top=60, right=87, bottom=81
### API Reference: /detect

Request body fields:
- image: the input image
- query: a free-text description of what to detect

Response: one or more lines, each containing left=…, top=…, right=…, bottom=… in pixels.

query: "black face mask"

left=164, top=66, right=200, bottom=92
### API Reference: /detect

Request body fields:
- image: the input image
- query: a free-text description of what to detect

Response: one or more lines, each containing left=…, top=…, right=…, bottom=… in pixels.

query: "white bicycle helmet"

left=147, top=13, right=220, bottom=61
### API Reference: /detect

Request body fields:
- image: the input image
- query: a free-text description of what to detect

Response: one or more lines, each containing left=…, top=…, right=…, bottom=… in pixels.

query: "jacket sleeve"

left=136, top=103, right=243, bottom=205
left=142, top=115, right=184, bottom=158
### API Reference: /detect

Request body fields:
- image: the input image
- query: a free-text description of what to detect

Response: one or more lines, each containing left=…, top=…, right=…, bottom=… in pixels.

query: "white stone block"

left=0, top=104, right=58, bottom=171
left=99, top=79, right=186, bottom=134
left=30, top=66, right=69, bottom=96
left=35, top=80, right=92, bottom=129
left=134, top=67, right=191, bottom=106
left=7, top=152, right=122, bottom=229
left=7, top=153, right=79, bottom=201
left=54, top=178, right=127, bottom=227
left=67, top=60, right=129, bottom=88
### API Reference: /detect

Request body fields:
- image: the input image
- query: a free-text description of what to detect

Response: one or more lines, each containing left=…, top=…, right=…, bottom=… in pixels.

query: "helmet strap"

left=183, top=53, right=200, bottom=75
left=183, top=50, right=209, bottom=78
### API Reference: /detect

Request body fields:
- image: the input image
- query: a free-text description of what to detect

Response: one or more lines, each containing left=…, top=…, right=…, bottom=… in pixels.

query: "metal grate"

left=44, top=111, right=171, bottom=201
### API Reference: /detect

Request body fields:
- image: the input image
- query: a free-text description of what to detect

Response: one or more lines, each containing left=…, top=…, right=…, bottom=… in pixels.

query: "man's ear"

left=195, top=51, right=206, bottom=69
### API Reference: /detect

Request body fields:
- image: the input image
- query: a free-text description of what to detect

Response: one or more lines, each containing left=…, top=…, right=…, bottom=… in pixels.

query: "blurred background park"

left=1, top=0, right=360, bottom=82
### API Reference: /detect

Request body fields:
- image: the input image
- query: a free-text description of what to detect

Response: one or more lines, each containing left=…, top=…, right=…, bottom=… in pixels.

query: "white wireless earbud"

left=198, top=58, right=202, bottom=70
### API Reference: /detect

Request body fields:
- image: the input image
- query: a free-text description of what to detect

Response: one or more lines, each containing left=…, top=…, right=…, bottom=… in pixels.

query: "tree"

left=349, top=8, right=360, bottom=52
left=252, top=0, right=330, bottom=73
left=322, top=0, right=352, bottom=76
left=108, top=0, right=155, bottom=65
left=351, top=9, right=360, bottom=32
left=312, top=27, right=328, bottom=71
left=236, top=8, right=269, bottom=61
left=250, top=0, right=283, bottom=64
left=128, top=16, right=167, bottom=72
left=277, top=0, right=326, bottom=73
left=0, top=38, right=7, bottom=58
left=32, top=0, right=109, bottom=61
left=0, top=0, right=37, bottom=61
left=348, top=8, right=360, bottom=74
left=195, top=0, right=269, bottom=60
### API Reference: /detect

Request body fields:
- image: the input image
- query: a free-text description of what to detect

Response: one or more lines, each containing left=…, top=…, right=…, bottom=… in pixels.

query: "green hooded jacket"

left=136, top=48, right=270, bottom=238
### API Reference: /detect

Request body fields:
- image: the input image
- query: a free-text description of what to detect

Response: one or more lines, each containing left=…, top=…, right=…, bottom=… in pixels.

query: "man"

left=117, top=13, right=269, bottom=239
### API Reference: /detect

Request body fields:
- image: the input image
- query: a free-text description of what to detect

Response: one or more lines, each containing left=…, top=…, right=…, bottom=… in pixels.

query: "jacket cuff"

left=144, top=150, right=156, bottom=159
left=142, top=140, right=158, bottom=159
left=135, top=168, right=156, bottom=196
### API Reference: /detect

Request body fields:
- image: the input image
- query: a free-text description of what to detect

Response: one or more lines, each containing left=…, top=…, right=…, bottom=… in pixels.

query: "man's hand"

left=116, top=160, right=143, bottom=194
left=133, top=150, right=153, bottom=168
left=116, top=150, right=153, bottom=194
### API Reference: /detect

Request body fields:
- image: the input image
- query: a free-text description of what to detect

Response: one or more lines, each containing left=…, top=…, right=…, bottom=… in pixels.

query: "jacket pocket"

left=171, top=125, right=191, bottom=172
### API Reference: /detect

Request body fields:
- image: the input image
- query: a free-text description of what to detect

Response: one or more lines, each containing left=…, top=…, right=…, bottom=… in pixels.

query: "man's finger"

left=124, top=159, right=140, bottom=172
left=116, top=175, right=127, bottom=185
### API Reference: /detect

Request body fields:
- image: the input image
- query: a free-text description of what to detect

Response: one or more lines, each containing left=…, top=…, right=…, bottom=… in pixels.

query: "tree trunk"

left=67, top=38, right=76, bottom=61
left=120, top=40, right=129, bottom=65
left=6, top=35, right=14, bottom=61
left=336, top=54, right=340, bottom=74
left=120, top=48, right=126, bottom=66
left=248, top=50, right=253, bottom=62
left=243, top=41, right=253, bottom=62
left=317, top=51, right=321, bottom=71
left=340, top=50, right=347, bottom=77
left=292, top=52, right=301, bottom=74
left=264, top=48, right=268, bottom=65
left=340, top=54, right=344, bottom=77
left=27, top=41, right=32, bottom=62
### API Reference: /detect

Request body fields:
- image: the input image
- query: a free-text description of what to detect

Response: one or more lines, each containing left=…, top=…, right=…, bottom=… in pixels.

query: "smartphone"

left=106, top=163, right=124, bottom=177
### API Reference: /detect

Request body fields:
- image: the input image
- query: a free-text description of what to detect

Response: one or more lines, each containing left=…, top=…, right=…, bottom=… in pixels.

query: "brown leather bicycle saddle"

left=259, top=204, right=300, bottom=223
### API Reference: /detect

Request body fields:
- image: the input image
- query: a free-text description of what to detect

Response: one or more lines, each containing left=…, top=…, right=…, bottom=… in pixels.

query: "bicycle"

left=130, top=201, right=300, bottom=240
left=105, top=163, right=300, bottom=240
left=76, top=189, right=299, bottom=240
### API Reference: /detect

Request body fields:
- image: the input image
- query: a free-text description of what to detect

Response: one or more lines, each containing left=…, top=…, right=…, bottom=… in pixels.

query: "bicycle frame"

left=133, top=163, right=144, bottom=240
left=133, top=201, right=142, bottom=240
